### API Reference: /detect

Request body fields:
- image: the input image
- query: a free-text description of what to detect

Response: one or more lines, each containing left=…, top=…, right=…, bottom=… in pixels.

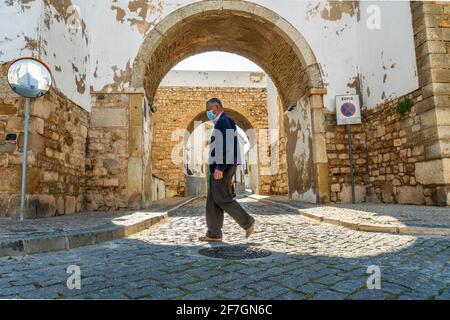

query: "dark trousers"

left=206, top=165, right=254, bottom=238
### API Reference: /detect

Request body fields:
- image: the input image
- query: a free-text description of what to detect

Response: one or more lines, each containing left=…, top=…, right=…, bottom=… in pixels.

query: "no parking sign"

left=336, top=94, right=361, bottom=125
left=335, top=94, right=361, bottom=204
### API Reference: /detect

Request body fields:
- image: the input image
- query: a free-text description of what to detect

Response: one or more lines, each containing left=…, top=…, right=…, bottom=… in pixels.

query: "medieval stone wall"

left=325, top=114, right=367, bottom=203
left=0, top=68, right=89, bottom=217
left=84, top=93, right=130, bottom=212
left=410, top=1, right=450, bottom=205
left=152, top=86, right=286, bottom=197
left=364, top=90, right=430, bottom=205
left=326, top=87, right=449, bottom=206
left=268, top=98, right=288, bottom=195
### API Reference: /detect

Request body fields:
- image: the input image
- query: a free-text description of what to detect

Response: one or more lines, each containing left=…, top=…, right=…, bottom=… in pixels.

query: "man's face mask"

left=206, top=110, right=216, bottom=121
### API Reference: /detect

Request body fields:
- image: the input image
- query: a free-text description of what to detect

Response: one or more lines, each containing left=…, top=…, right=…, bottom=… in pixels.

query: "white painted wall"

left=0, top=0, right=91, bottom=109
left=40, top=0, right=92, bottom=109
left=160, top=70, right=267, bottom=88
left=0, top=0, right=42, bottom=97
left=0, top=0, right=419, bottom=112
left=0, top=1, right=41, bottom=62
left=357, top=1, right=419, bottom=109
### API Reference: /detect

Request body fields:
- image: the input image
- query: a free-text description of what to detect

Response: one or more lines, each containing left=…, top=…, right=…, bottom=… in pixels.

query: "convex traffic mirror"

left=7, top=57, right=52, bottom=98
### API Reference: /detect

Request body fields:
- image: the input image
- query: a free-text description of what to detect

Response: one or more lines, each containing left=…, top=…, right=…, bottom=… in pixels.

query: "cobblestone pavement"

left=0, top=198, right=448, bottom=300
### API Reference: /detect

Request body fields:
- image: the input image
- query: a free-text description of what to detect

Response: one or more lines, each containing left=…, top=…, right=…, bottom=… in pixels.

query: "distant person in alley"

left=198, top=98, right=256, bottom=242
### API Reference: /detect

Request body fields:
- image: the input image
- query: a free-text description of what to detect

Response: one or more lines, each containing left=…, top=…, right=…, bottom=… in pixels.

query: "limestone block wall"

left=326, top=88, right=449, bottom=206
left=410, top=1, right=450, bottom=205
left=411, top=1, right=450, bottom=161
left=269, top=131, right=288, bottom=195
left=152, top=86, right=283, bottom=197
left=76, top=90, right=151, bottom=213
left=363, top=90, right=431, bottom=205
left=268, top=94, right=288, bottom=195
left=0, top=66, right=89, bottom=218
left=84, top=93, right=130, bottom=212
left=325, top=116, right=368, bottom=203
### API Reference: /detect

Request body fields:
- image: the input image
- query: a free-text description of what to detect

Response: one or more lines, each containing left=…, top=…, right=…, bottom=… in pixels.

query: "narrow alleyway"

left=0, top=198, right=448, bottom=300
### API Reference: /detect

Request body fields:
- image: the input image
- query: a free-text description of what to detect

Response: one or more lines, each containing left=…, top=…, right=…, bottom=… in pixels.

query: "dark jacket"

left=209, top=113, right=241, bottom=173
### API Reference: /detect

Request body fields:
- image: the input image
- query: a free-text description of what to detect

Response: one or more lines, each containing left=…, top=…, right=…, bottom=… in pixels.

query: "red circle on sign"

left=341, top=102, right=356, bottom=118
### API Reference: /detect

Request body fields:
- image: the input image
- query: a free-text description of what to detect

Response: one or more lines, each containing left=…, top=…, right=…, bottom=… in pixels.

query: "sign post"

left=19, top=97, right=30, bottom=221
left=7, top=57, right=52, bottom=221
left=335, top=94, right=361, bottom=204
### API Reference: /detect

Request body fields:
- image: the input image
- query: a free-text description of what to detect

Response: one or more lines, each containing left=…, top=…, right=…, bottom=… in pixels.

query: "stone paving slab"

left=0, top=196, right=198, bottom=257
left=249, top=195, right=450, bottom=236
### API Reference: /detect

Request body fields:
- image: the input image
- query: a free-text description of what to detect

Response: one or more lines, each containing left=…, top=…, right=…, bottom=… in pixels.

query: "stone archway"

left=151, top=85, right=270, bottom=197
left=132, top=0, right=330, bottom=203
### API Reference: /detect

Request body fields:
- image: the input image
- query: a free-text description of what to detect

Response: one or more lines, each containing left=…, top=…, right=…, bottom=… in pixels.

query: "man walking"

left=199, top=98, right=256, bottom=242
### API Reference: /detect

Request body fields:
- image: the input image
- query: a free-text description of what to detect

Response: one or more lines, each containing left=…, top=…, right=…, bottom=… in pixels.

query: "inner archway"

left=184, top=109, right=258, bottom=197
left=132, top=0, right=330, bottom=203
left=151, top=82, right=270, bottom=198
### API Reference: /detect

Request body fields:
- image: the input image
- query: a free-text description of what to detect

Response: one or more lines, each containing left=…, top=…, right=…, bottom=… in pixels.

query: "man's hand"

left=213, top=169, right=224, bottom=180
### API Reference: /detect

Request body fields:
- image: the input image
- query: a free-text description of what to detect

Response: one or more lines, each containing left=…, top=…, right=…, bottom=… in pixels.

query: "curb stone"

left=0, top=196, right=199, bottom=257
left=249, top=195, right=450, bottom=237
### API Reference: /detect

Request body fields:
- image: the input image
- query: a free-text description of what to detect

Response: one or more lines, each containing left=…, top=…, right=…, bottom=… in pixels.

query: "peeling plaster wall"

left=0, top=0, right=91, bottom=110
left=94, top=0, right=417, bottom=110
left=357, top=1, right=419, bottom=109
left=272, top=0, right=360, bottom=110
left=0, top=1, right=42, bottom=74
left=39, top=0, right=91, bottom=110
left=285, top=94, right=316, bottom=202
left=82, top=0, right=162, bottom=94
left=1, top=0, right=419, bottom=112
left=86, top=0, right=362, bottom=109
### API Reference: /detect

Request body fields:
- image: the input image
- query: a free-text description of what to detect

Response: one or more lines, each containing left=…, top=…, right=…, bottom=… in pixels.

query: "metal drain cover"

left=198, top=245, right=272, bottom=260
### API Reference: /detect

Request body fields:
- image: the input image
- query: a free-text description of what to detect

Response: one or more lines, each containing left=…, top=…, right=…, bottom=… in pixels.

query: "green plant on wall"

left=396, top=98, right=413, bottom=114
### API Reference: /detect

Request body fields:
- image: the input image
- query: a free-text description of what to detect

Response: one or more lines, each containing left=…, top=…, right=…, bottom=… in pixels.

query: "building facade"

left=0, top=0, right=449, bottom=218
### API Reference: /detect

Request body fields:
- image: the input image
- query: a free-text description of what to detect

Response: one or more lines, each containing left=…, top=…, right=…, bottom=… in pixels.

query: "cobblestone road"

left=0, top=198, right=449, bottom=300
